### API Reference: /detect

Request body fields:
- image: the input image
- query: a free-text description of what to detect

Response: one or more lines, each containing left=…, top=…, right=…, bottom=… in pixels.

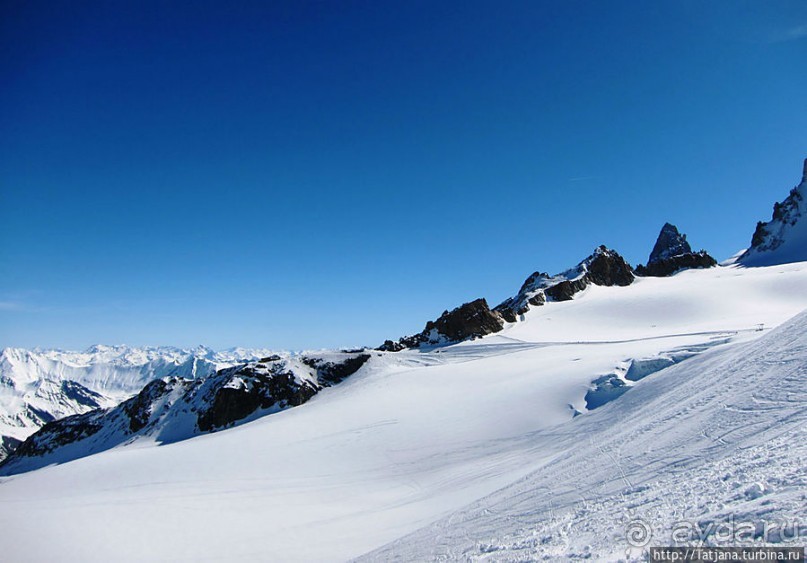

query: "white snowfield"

left=0, top=262, right=806, bottom=562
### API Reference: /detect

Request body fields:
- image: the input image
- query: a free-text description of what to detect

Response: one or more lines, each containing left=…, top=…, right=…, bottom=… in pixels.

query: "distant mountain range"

left=0, top=345, right=275, bottom=458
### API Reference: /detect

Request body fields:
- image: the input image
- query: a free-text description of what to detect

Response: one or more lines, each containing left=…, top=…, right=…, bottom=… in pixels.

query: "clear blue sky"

left=1, top=0, right=806, bottom=350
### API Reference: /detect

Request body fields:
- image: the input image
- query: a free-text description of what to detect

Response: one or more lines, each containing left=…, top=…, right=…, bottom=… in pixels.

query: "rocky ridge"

left=380, top=246, right=635, bottom=350
left=740, top=158, right=807, bottom=266
left=0, top=351, right=371, bottom=474
left=0, top=345, right=278, bottom=461
left=635, top=223, right=717, bottom=277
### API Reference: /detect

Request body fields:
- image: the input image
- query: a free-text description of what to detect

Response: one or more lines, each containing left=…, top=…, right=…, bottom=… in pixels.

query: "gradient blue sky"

left=2, top=0, right=806, bottom=350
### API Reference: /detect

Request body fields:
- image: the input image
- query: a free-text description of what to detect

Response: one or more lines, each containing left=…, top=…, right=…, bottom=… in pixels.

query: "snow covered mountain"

left=634, top=223, right=717, bottom=277
left=740, top=158, right=807, bottom=266
left=0, top=345, right=276, bottom=455
left=1, top=256, right=806, bottom=561
left=1, top=159, right=806, bottom=561
left=0, top=351, right=370, bottom=474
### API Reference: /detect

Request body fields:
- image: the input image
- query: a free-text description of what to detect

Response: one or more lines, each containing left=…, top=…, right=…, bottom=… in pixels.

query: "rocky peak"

left=635, top=224, right=717, bottom=277
left=740, top=158, right=807, bottom=267
left=581, top=246, right=636, bottom=287
left=648, top=223, right=692, bottom=264
left=380, top=246, right=637, bottom=351
left=492, top=247, right=634, bottom=322
left=379, top=298, right=504, bottom=351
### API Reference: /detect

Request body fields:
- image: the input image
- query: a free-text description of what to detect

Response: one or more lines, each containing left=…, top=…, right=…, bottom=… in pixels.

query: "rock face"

left=0, top=436, right=21, bottom=461
left=648, top=223, right=692, bottom=263
left=301, top=354, right=371, bottom=386
left=740, top=158, right=807, bottom=267
left=0, top=352, right=372, bottom=475
left=495, top=246, right=635, bottom=320
left=380, top=246, right=636, bottom=351
left=0, top=345, right=278, bottom=460
left=425, top=299, right=505, bottom=342
left=635, top=223, right=717, bottom=277
left=635, top=251, right=717, bottom=277
left=196, top=364, right=319, bottom=432
left=379, top=299, right=505, bottom=351
left=584, top=246, right=636, bottom=287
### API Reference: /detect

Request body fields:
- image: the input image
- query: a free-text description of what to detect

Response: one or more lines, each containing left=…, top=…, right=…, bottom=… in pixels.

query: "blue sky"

left=1, top=0, right=806, bottom=350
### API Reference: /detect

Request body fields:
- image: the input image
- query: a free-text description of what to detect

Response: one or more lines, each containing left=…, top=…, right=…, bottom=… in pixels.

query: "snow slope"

left=0, top=263, right=805, bottom=562
left=362, top=308, right=807, bottom=561
left=0, top=346, right=275, bottom=446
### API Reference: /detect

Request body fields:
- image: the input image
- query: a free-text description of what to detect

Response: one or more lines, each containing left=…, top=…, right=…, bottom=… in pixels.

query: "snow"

left=0, top=345, right=276, bottom=444
left=0, top=262, right=806, bottom=562
left=361, top=308, right=807, bottom=561
left=740, top=166, right=807, bottom=267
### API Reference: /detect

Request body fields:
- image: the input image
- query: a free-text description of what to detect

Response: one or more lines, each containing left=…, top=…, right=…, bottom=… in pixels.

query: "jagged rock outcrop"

left=649, top=223, right=692, bottom=263
left=196, top=363, right=319, bottom=432
left=495, top=246, right=634, bottom=321
left=635, top=251, right=717, bottom=277
left=0, top=435, right=21, bottom=461
left=0, top=352, right=372, bottom=474
left=301, top=354, right=370, bottom=386
left=635, top=223, right=717, bottom=277
left=0, top=345, right=277, bottom=457
left=740, top=158, right=807, bottom=267
left=379, top=299, right=505, bottom=351
left=381, top=247, right=636, bottom=350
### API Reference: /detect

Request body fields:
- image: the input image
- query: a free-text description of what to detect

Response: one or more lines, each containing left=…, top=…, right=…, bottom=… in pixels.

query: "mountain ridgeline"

left=1, top=352, right=370, bottom=473
left=379, top=235, right=714, bottom=352
left=375, top=157, right=806, bottom=351
left=740, top=158, right=807, bottom=267
left=2, top=157, right=805, bottom=471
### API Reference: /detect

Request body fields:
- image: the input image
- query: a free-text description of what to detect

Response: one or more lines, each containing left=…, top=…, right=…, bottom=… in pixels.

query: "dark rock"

left=424, top=298, right=504, bottom=342
left=740, top=158, right=805, bottom=264
left=1, top=358, right=337, bottom=473
left=648, top=223, right=692, bottom=264
left=59, top=380, right=106, bottom=410
left=7, top=412, right=105, bottom=459
left=544, top=246, right=633, bottom=301
left=0, top=435, right=22, bottom=462
left=301, top=353, right=371, bottom=386
left=636, top=224, right=717, bottom=277
left=382, top=247, right=633, bottom=350
left=378, top=298, right=505, bottom=351
left=378, top=340, right=406, bottom=352
left=25, top=404, right=56, bottom=425
left=494, top=247, right=634, bottom=321
left=585, top=246, right=635, bottom=286
left=635, top=251, right=717, bottom=277
left=121, top=379, right=170, bottom=433
left=492, top=301, right=520, bottom=323
left=544, top=278, right=589, bottom=301
left=196, top=365, right=318, bottom=432
left=516, top=271, right=552, bottom=296
left=750, top=221, right=770, bottom=248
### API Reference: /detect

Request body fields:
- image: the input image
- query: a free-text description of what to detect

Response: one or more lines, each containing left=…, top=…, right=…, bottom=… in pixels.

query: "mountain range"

left=0, top=159, right=805, bottom=561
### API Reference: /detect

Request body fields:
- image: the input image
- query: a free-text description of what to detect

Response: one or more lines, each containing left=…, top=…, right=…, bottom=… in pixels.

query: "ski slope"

left=0, top=262, right=805, bottom=562
left=362, top=308, right=807, bottom=561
